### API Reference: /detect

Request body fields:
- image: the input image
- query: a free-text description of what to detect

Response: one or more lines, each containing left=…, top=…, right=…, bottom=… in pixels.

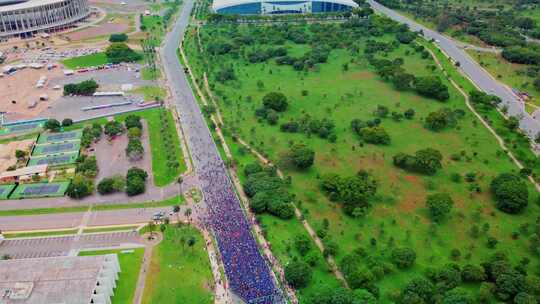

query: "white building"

left=0, top=254, right=121, bottom=304
left=0, top=0, right=90, bottom=39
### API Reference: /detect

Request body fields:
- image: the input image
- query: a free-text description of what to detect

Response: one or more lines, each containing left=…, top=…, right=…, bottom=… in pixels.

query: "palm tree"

left=147, top=220, right=156, bottom=239
left=173, top=205, right=180, bottom=223
left=184, top=208, right=192, bottom=224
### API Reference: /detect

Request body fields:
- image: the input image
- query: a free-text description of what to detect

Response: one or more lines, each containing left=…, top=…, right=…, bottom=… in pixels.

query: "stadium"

left=0, top=0, right=90, bottom=39
left=212, top=0, right=357, bottom=15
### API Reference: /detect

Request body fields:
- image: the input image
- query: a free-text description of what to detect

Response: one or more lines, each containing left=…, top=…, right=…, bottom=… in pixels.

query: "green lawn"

left=80, top=248, right=144, bottom=304
left=115, top=108, right=186, bottom=186
left=61, top=52, right=109, bottom=69
left=141, top=67, right=161, bottom=80
left=142, top=225, right=213, bottom=304
left=132, top=86, right=167, bottom=101
left=185, top=23, right=540, bottom=301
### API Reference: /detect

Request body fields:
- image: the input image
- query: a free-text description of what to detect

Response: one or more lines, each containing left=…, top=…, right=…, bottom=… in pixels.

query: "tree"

left=414, top=76, right=449, bottom=101
left=285, top=260, right=312, bottom=288
left=396, top=31, right=416, bottom=44
left=62, top=118, right=73, bottom=127
left=490, top=173, right=528, bottom=214
left=359, top=126, right=391, bottom=145
left=127, top=167, right=148, bottom=181
left=262, top=92, right=288, bottom=112
left=104, top=121, right=124, bottom=137
left=63, top=79, right=98, bottom=96
left=443, top=288, right=473, bottom=304
left=15, top=149, right=27, bottom=160
left=391, top=247, right=416, bottom=269
left=128, top=127, right=142, bottom=139
left=404, top=108, right=415, bottom=119
left=400, top=277, right=435, bottom=304
left=126, top=138, right=144, bottom=161
left=126, top=175, right=145, bottom=196
left=426, top=193, right=454, bottom=222
left=414, top=148, right=443, bottom=175
left=288, top=144, right=315, bottom=169
left=461, top=264, right=486, bottom=282
left=105, top=42, right=142, bottom=63
left=124, top=114, right=142, bottom=129
left=44, top=119, right=61, bottom=132
left=97, top=177, right=115, bottom=195
left=109, top=33, right=128, bottom=42
left=66, top=174, right=94, bottom=199
left=294, top=234, right=312, bottom=255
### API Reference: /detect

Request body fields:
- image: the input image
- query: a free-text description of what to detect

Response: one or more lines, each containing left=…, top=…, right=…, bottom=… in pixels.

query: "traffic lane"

left=368, top=0, right=540, bottom=137
left=86, top=206, right=180, bottom=226
left=0, top=212, right=84, bottom=231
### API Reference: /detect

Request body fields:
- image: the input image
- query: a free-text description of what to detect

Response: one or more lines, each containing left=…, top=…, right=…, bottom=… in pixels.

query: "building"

left=212, top=0, right=357, bottom=15
left=0, top=0, right=90, bottom=39
left=0, top=254, right=120, bottom=304
left=0, top=164, right=48, bottom=183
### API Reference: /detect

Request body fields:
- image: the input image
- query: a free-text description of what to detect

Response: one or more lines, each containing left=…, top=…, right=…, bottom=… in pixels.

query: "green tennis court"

left=0, top=184, right=16, bottom=200
left=10, top=182, right=70, bottom=199
left=37, top=130, right=83, bottom=144
left=32, top=141, right=81, bottom=156
left=27, top=151, right=79, bottom=167
left=0, top=122, right=43, bottom=136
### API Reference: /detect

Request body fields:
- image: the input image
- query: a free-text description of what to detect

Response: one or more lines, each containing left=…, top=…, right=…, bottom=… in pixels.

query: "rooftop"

left=212, top=0, right=358, bottom=11
left=0, top=254, right=119, bottom=304
left=0, top=0, right=67, bottom=13
left=0, top=164, right=48, bottom=179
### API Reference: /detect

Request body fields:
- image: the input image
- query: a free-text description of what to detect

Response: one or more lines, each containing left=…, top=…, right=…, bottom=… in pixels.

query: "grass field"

left=80, top=248, right=144, bottom=304
left=116, top=108, right=186, bottom=186
left=32, top=141, right=81, bottom=156
left=141, top=67, right=161, bottom=80
left=10, top=182, right=70, bottom=199
left=61, top=52, right=109, bottom=69
left=132, top=86, right=167, bottom=101
left=0, top=184, right=16, bottom=200
left=185, top=23, right=540, bottom=301
left=82, top=225, right=140, bottom=234
left=142, top=225, right=213, bottom=304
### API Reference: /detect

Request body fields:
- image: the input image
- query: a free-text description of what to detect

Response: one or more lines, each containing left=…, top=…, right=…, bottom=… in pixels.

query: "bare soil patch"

left=0, top=139, right=34, bottom=172
left=67, top=23, right=129, bottom=41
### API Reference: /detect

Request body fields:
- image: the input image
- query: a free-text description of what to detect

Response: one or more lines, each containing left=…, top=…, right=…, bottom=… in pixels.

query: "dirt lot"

left=0, top=139, right=35, bottom=172
left=93, top=120, right=153, bottom=183
left=66, top=14, right=132, bottom=41
left=0, top=67, right=64, bottom=121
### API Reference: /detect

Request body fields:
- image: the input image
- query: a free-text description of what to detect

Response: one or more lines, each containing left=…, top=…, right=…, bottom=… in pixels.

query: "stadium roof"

left=0, top=0, right=66, bottom=13
left=212, top=0, right=358, bottom=12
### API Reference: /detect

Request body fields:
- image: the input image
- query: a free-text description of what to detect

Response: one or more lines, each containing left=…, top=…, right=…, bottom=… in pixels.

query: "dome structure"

left=0, top=0, right=90, bottom=39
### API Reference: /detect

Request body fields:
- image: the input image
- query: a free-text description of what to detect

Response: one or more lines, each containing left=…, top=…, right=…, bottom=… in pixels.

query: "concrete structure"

left=0, top=164, right=48, bottom=183
left=212, top=0, right=357, bottom=14
left=0, top=0, right=90, bottom=39
left=0, top=254, right=120, bottom=304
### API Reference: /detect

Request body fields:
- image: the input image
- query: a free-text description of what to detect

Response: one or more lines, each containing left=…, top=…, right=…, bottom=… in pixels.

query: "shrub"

left=44, top=119, right=61, bottom=132
left=61, top=118, right=73, bottom=127
left=426, top=193, right=454, bottom=222
left=63, top=79, right=98, bottom=96
left=126, top=138, right=144, bottom=160
left=490, top=173, right=528, bottom=214
left=66, top=174, right=94, bottom=199
left=262, top=92, right=288, bottom=112
left=391, top=247, right=416, bottom=269
left=285, top=261, right=312, bottom=288
left=105, top=43, right=142, bottom=63
left=109, top=33, right=128, bottom=42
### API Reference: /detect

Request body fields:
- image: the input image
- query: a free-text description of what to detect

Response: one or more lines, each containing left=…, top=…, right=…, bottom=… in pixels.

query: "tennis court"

left=10, top=182, right=70, bottom=199
left=28, top=151, right=79, bottom=167
left=0, top=184, right=16, bottom=200
left=37, top=130, right=83, bottom=144
left=0, top=122, right=43, bottom=136
left=32, top=141, right=81, bottom=156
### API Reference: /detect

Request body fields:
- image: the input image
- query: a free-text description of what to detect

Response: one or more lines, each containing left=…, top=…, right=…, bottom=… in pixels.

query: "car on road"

left=152, top=211, right=165, bottom=221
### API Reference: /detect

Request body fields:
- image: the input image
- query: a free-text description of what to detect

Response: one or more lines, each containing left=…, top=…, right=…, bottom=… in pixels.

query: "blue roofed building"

left=212, top=0, right=357, bottom=15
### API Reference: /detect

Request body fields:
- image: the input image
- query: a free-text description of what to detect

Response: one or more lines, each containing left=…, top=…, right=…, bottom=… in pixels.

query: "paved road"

left=0, top=231, right=143, bottom=259
left=368, top=0, right=540, bottom=144
left=160, top=1, right=281, bottom=302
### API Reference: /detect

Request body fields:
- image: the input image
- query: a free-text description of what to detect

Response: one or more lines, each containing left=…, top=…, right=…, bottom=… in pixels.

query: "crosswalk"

left=0, top=232, right=142, bottom=259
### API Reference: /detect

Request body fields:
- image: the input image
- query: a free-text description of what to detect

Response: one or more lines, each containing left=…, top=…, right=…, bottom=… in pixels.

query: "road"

left=160, top=1, right=281, bottom=303
left=368, top=0, right=540, bottom=144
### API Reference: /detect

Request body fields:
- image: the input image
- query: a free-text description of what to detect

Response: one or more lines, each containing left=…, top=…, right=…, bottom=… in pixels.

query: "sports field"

left=0, top=122, right=43, bottom=136
left=10, top=182, right=70, bottom=199
left=0, top=184, right=17, bottom=200
left=28, top=151, right=79, bottom=167
left=32, top=141, right=81, bottom=156
left=37, top=130, right=83, bottom=144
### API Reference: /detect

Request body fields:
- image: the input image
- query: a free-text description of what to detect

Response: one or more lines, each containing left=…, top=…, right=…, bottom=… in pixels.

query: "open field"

left=142, top=225, right=213, bottom=304
left=61, top=52, right=109, bottom=69
left=80, top=248, right=144, bottom=304
left=0, top=138, right=34, bottom=171
left=185, top=21, right=540, bottom=301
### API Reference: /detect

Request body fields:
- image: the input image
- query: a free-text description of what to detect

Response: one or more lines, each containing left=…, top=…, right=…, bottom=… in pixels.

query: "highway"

left=368, top=0, right=540, bottom=145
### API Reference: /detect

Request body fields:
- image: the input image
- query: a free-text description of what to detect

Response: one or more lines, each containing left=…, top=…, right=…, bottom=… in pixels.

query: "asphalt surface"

left=0, top=231, right=142, bottom=259
left=160, top=1, right=281, bottom=301
left=368, top=0, right=540, bottom=143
